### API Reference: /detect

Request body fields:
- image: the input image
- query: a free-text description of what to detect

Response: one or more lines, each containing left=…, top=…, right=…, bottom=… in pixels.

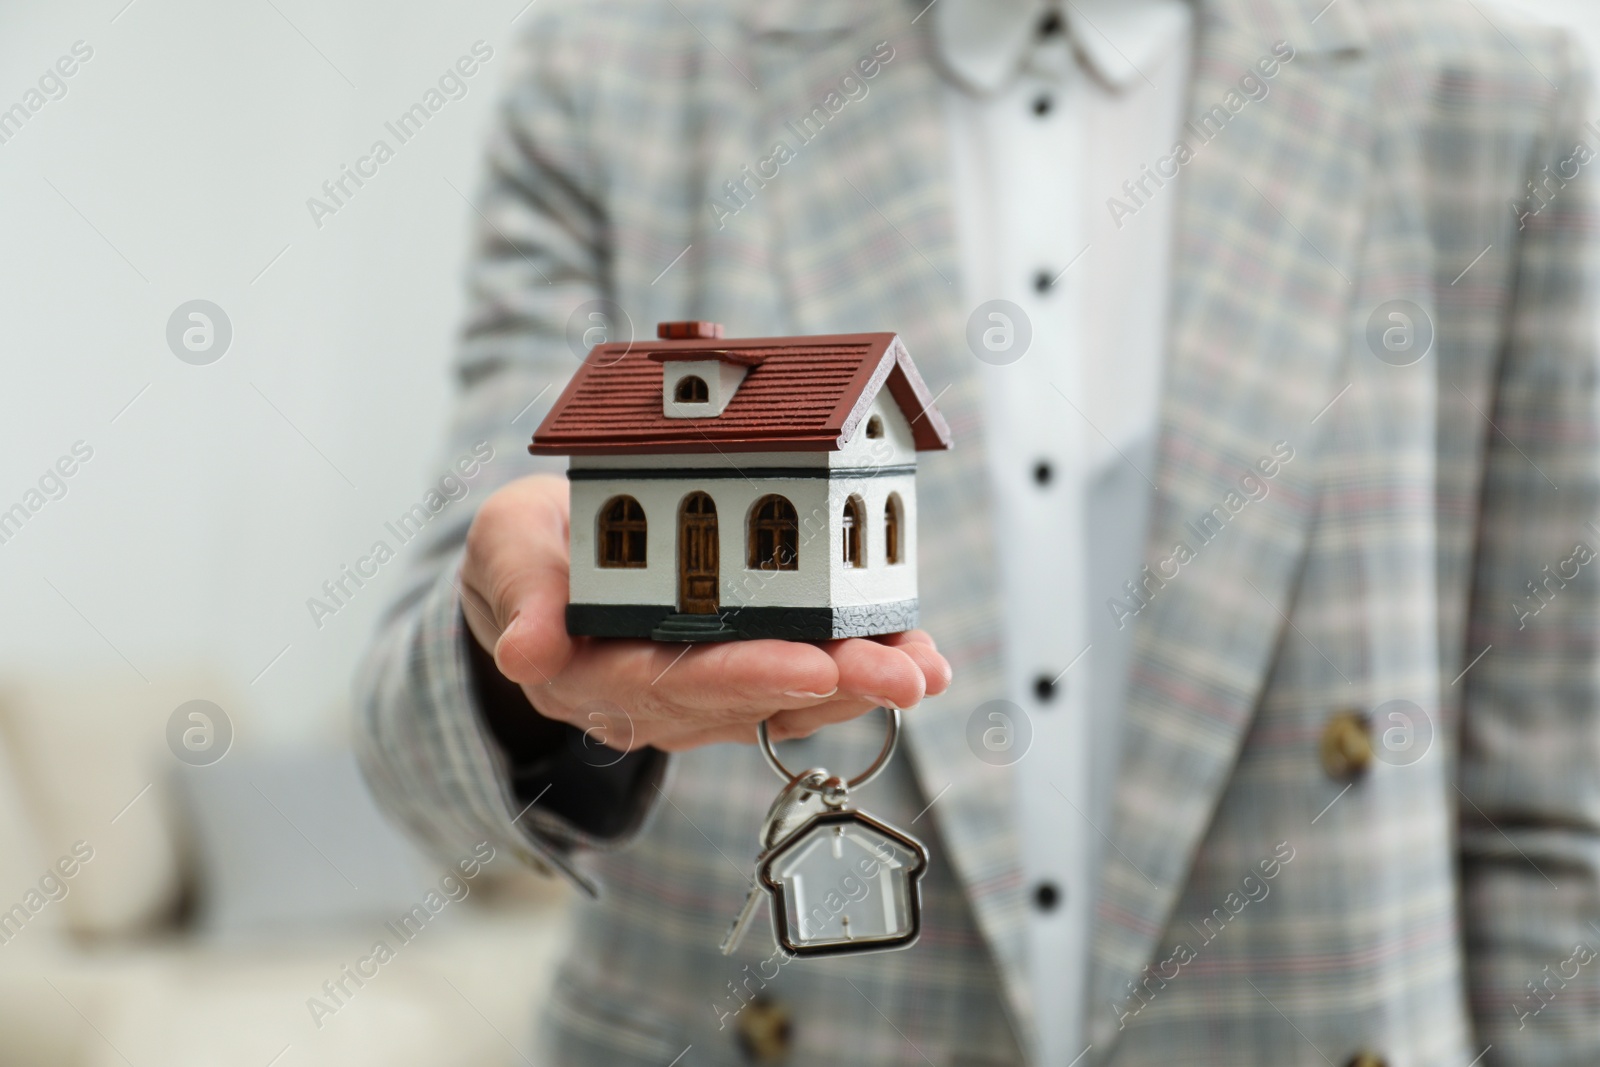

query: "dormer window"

left=651, top=341, right=766, bottom=418
left=674, top=375, right=709, bottom=403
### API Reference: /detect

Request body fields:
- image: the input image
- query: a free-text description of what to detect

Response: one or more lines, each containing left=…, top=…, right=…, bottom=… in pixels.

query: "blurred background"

left=0, top=2, right=564, bottom=1065
left=0, top=1, right=1595, bottom=1064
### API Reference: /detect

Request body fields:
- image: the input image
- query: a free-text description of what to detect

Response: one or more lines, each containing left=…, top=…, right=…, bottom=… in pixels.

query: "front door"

left=678, top=492, right=719, bottom=614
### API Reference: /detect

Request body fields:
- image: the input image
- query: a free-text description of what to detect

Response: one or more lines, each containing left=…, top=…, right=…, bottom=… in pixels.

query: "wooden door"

left=678, top=492, right=719, bottom=614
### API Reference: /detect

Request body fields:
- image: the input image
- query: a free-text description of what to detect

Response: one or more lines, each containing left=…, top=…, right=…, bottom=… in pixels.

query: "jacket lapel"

left=1086, top=0, right=1374, bottom=1050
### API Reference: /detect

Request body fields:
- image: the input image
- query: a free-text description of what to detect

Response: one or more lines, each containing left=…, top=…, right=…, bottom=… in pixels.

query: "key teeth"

left=722, top=878, right=766, bottom=955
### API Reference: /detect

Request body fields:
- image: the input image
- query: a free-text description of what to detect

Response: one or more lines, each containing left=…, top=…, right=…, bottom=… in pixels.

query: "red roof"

left=529, top=331, right=953, bottom=456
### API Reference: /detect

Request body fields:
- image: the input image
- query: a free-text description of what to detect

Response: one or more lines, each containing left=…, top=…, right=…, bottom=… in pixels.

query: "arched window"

left=866, top=415, right=884, bottom=439
left=885, top=493, right=903, bottom=565
left=674, top=375, right=709, bottom=403
left=749, top=495, right=798, bottom=571
left=842, top=495, right=865, bottom=567
left=598, top=495, right=647, bottom=567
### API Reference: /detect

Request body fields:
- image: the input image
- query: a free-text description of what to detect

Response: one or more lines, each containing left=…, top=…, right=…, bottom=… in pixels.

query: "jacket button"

left=1345, top=1054, right=1388, bottom=1067
left=1320, top=709, right=1373, bottom=780
left=735, top=996, right=792, bottom=1064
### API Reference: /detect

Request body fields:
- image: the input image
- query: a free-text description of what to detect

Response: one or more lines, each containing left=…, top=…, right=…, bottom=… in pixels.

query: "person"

left=356, top=0, right=1600, bottom=1062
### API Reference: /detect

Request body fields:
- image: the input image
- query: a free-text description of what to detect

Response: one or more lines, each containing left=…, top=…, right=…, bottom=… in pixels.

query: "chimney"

left=657, top=321, right=724, bottom=340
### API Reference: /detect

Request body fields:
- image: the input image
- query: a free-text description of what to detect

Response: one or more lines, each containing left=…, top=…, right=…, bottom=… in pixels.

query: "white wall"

left=570, top=474, right=834, bottom=608
left=569, top=466, right=919, bottom=611
left=833, top=388, right=918, bottom=469
left=0, top=0, right=525, bottom=744
left=826, top=473, right=917, bottom=607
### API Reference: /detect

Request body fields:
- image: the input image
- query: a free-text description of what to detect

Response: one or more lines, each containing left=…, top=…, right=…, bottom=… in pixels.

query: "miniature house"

left=529, top=321, right=952, bottom=641
left=758, top=810, right=928, bottom=956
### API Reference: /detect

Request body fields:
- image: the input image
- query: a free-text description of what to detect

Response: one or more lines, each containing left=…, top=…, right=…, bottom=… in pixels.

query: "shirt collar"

left=930, top=0, right=1191, bottom=96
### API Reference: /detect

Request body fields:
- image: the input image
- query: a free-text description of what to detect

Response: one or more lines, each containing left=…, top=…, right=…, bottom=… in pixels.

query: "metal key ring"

left=758, top=706, right=899, bottom=791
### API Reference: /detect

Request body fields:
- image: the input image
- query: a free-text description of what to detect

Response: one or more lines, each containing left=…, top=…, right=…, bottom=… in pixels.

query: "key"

left=720, top=768, right=829, bottom=956
left=719, top=879, right=765, bottom=955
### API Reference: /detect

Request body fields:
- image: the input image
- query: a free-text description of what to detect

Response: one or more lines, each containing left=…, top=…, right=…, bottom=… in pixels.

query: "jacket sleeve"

left=1460, top=33, right=1600, bottom=1064
left=352, top=13, right=668, bottom=895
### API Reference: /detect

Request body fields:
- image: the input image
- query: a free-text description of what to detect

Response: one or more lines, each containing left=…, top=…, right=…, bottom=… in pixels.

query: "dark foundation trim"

left=564, top=604, right=675, bottom=638
left=566, top=599, right=919, bottom=642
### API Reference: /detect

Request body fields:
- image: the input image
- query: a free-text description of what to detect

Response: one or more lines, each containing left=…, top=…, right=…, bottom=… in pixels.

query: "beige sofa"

left=0, top=673, right=570, bottom=1067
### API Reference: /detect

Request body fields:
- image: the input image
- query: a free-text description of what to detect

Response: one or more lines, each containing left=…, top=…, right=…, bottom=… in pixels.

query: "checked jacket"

left=357, top=0, right=1600, bottom=1062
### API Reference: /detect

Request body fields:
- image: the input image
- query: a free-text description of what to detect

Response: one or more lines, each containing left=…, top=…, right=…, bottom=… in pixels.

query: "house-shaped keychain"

left=758, top=807, right=929, bottom=956
left=529, top=322, right=953, bottom=641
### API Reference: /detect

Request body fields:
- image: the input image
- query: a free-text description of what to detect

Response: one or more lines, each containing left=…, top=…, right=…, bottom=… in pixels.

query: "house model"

left=528, top=321, right=952, bottom=642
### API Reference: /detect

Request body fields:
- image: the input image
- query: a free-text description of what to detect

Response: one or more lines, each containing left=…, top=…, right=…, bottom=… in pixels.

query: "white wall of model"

left=567, top=392, right=919, bottom=610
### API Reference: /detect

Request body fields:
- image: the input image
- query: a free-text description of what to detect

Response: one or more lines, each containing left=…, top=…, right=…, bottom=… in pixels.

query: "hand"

left=459, top=474, right=953, bottom=753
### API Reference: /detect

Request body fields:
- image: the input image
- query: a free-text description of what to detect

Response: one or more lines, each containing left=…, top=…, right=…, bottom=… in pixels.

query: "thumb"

left=460, top=476, right=576, bottom=687
left=492, top=596, right=572, bottom=687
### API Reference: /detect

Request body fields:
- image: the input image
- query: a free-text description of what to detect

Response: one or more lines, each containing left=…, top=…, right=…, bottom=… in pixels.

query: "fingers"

left=661, top=690, right=903, bottom=750
left=822, top=638, right=926, bottom=710
left=460, top=475, right=574, bottom=686
left=649, top=701, right=871, bottom=752
left=614, top=633, right=947, bottom=750
left=878, top=628, right=937, bottom=650
left=763, top=697, right=884, bottom=741
left=628, top=634, right=931, bottom=729
left=715, top=633, right=949, bottom=747
left=642, top=639, right=841, bottom=715
left=874, top=630, right=952, bottom=697
left=532, top=637, right=838, bottom=740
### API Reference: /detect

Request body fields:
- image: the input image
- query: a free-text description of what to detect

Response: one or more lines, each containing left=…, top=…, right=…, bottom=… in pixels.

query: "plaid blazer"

left=356, top=0, right=1600, bottom=1062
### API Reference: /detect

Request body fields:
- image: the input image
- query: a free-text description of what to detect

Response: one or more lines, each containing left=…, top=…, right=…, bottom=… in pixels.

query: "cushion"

left=0, top=724, right=65, bottom=949
left=0, top=673, right=200, bottom=938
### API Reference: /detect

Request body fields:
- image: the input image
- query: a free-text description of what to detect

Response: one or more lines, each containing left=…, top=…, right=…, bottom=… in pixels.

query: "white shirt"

left=936, top=1, right=1192, bottom=1061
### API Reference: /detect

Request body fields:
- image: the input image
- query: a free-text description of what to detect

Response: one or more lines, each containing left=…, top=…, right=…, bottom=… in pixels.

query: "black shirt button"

left=1033, top=460, right=1053, bottom=486
left=1033, top=881, right=1061, bottom=912
left=1034, top=674, right=1058, bottom=703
